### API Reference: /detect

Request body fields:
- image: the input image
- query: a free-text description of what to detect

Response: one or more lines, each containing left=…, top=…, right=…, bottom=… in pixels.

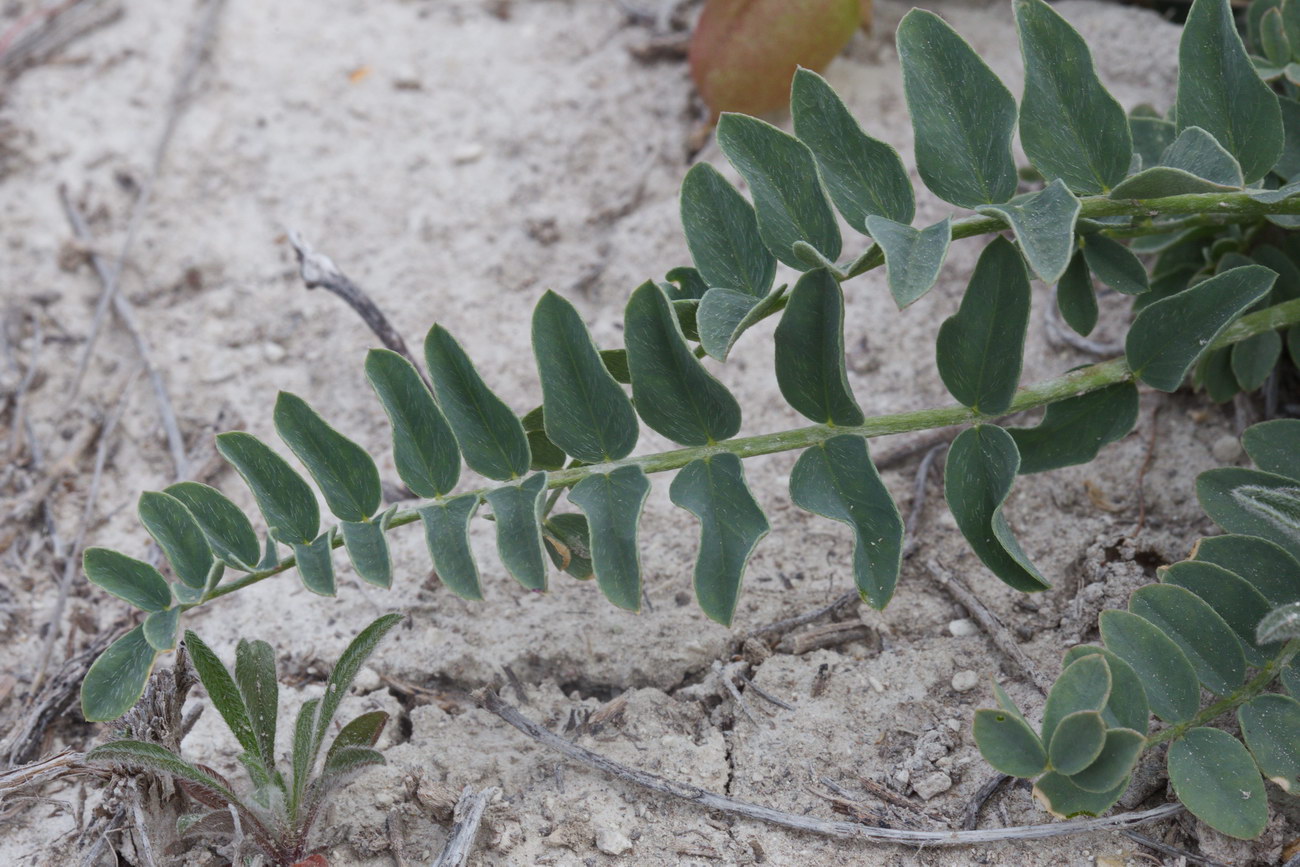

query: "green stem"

left=1144, top=639, right=1300, bottom=748
left=202, top=298, right=1300, bottom=604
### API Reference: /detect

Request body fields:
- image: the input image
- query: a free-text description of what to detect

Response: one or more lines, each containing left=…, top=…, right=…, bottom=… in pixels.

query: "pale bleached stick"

left=430, top=785, right=498, bottom=867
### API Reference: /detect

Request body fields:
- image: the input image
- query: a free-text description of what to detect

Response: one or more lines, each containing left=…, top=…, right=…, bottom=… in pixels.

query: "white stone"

left=951, top=670, right=979, bottom=692
left=868, top=675, right=885, bottom=693
left=594, top=827, right=632, bottom=856
left=912, top=771, right=953, bottom=801
left=947, top=618, right=978, bottom=637
left=1210, top=434, right=1243, bottom=464
left=452, top=142, right=485, bottom=164
left=261, top=341, right=287, bottom=363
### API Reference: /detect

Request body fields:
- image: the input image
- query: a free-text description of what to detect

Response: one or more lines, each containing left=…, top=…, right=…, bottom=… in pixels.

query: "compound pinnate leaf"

left=945, top=426, right=1049, bottom=593
left=163, top=482, right=260, bottom=571
left=292, top=533, right=336, bottom=597
left=274, top=392, right=381, bottom=523
left=1048, top=711, right=1107, bottom=776
left=897, top=9, right=1017, bottom=208
left=774, top=270, right=863, bottom=426
left=1014, top=0, right=1132, bottom=194
left=1055, top=251, right=1097, bottom=336
left=1197, top=467, right=1300, bottom=560
left=1129, top=584, right=1245, bottom=695
left=1062, top=646, right=1150, bottom=734
left=185, top=630, right=259, bottom=757
left=1238, top=694, right=1300, bottom=792
left=138, top=491, right=214, bottom=591
left=1243, top=419, right=1300, bottom=482
left=425, top=324, right=530, bottom=481
left=864, top=216, right=951, bottom=309
left=978, top=181, right=1080, bottom=284
left=1068, top=728, right=1146, bottom=794
left=790, top=68, right=915, bottom=229
left=790, top=435, right=903, bottom=609
left=625, top=281, right=741, bottom=446
left=568, top=466, right=651, bottom=612
left=698, top=285, right=786, bottom=361
left=670, top=454, right=769, bottom=626
left=1164, top=560, right=1280, bottom=666
left=216, top=432, right=320, bottom=546
left=340, top=520, right=391, bottom=589
left=1193, top=534, right=1300, bottom=607
left=1033, top=771, right=1129, bottom=818
left=364, top=348, right=460, bottom=499
left=1041, top=654, right=1112, bottom=743
left=973, top=708, right=1047, bottom=778
left=417, top=494, right=482, bottom=600
left=81, top=625, right=162, bottom=722
left=234, top=638, right=279, bottom=772
left=1080, top=235, right=1149, bottom=297
left=1177, top=0, right=1284, bottom=183
left=717, top=113, right=841, bottom=269
left=1168, top=727, right=1267, bottom=839
left=143, top=608, right=180, bottom=652
left=1100, top=609, right=1200, bottom=724
left=1126, top=265, right=1276, bottom=392
left=679, top=163, right=776, bottom=298
left=485, top=472, right=549, bottom=591
left=532, top=291, right=639, bottom=463
left=936, top=237, right=1031, bottom=415
left=1008, top=382, right=1138, bottom=475
left=1232, top=331, right=1283, bottom=392
left=83, top=548, right=172, bottom=613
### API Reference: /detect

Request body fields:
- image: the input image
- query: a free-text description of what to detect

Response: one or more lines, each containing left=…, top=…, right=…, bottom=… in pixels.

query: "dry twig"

left=902, top=442, right=946, bottom=560
left=0, top=0, right=121, bottom=74
left=430, top=785, right=498, bottom=867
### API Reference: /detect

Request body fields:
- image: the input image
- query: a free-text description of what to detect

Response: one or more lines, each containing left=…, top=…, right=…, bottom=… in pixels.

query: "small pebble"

left=261, top=341, right=287, bottom=363
left=951, top=670, right=979, bottom=692
left=912, top=770, right=953, bottom=801
left=452, top=142, right=486, bottom=164
left=947, top=618, right=978, bottom=637
left=1210, top=433, right=1243, bottom=464
left=594, top=827, right=633, bottom=856
left=868, top=675, right=885, bottom=693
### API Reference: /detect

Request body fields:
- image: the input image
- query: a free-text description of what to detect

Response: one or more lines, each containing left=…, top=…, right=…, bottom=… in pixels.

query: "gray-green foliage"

left=79, top=0, right=1300, bottom=841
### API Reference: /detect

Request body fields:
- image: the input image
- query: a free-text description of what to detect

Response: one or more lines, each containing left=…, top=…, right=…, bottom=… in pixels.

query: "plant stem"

left=203, top=297, right=1300, bottom=604
left=1144, top=639, right=1300, bottom=748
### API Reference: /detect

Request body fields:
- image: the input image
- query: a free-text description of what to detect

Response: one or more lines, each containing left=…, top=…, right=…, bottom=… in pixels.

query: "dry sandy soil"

left=0, top=0, right=1294, bottom=864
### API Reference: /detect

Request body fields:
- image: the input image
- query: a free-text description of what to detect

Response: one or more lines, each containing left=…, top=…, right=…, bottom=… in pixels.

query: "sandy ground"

left=0, top=0, right=1291, bottom=864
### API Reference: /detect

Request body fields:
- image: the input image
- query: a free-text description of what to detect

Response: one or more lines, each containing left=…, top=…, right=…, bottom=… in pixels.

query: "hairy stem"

left=203, top=297, right=1300, bottom=604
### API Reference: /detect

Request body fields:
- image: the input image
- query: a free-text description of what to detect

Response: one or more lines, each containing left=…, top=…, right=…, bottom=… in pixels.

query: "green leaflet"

left=716, top=113, right=841, bottom=269
left=864, top=216, right=951, bottom=309
left=274, top=392, right=380, bottom=524
left=1162, top=126, right=1245, bottom=187
left=1014, top=0, right=1132, bottom=194
left=790, top=68, right=915, bottom=229
left=789, top=435, right=903, bottom=609
left=698, top=285, right=786, bottom=361
left=1277, top=96, right=1300, bottom=181
left=1243, top=419, right=1300, bottom=481
left=83, top=548, right=172, bottom=612
left=1129, top=584, right=1245, bottom=695
left=235, top=638, right=279, bottom=773
left=1232, top=331, right=1282, bottom=391
left=625, top=281, right=741, bottom=446
left=163, top=482, right=260, bottom=571
left=143, top=608, right=180, bottom=651
left=216, top=432, right=320, bottom=546
left=1197, top=467, right=1300, bottom=560
left=543, top=513, right=593, bottom=580
left=1033, top=771, right=1129, bottom=818
left=1041, top=654, right=1112, bottom=742
left=1284, top=0, right=1300, bottom=55
left=1250, top=0, right=1284, bottom=53
left=1068, top=729, right=1146, bottom=794
left=1164, top=560, right=1280, bottom=667
left=663, top=267, right=708, bottom=301
left=364, top=348, right=460, bottom=499
left=1062, top=646, right=1150, bottom=734
left=1193, top=534, right=1300, bottom=607
left=944, top=426, right=1049, bottom=593
left=1126, top=265, right=1276, bottom=392
left=417, top=494, right=482, bottom=600
left=1198, top=346, right=1240, bottom=403
left=340, top=519, right=391, bottom=589
left=568, top=466, right=651, bottom=612
left=1055, top=251, right=1097, bottom=336
left=935, top=237, right=1031, bottom=415
left=669, top=454, right=769, bottom=626
left=1168, top=728, right=1267, bottom=839
left=138, top=491, right=214, bottom=591
left=485, top=472, right=549, bottom=591
left=532, top=291, right=639, bottom=463
left=81, top=625, right=161, bottom=722
left=1008, top=382, right=1138, bottom=474
left=773, top=270, right=863, bottom=426
left=1263, top=7, right=1292, bottom=65
left=1285, top=660, right=1300, bottom=696
left=977, top=180, right=1080, bottom=284
left=973, top=709, right=1047, bottom=778
left=292, top=532, right=336, bottom=596
left=1079, top=235, right=1149, bottom=296
left=1238, top=694, right=1300, bottom=793
left=1100, top=609, right=1200, bottom=724
left=425, top=324, right=531, bottom=481
left=599, top=348, right=632, bottom=383
left=679, top=163, right=776, bottom=298
left=186, top=630, right=260, bottom=758
left=1129, top=115, right=1177, bottom=170
left=526, top=429, right=567, bottom=471
left=897, top=9, right=1017, bottom=208
left=1048, top=711, right=1106, bottom=776
left=1177, top=0, right=1284, bottom=183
